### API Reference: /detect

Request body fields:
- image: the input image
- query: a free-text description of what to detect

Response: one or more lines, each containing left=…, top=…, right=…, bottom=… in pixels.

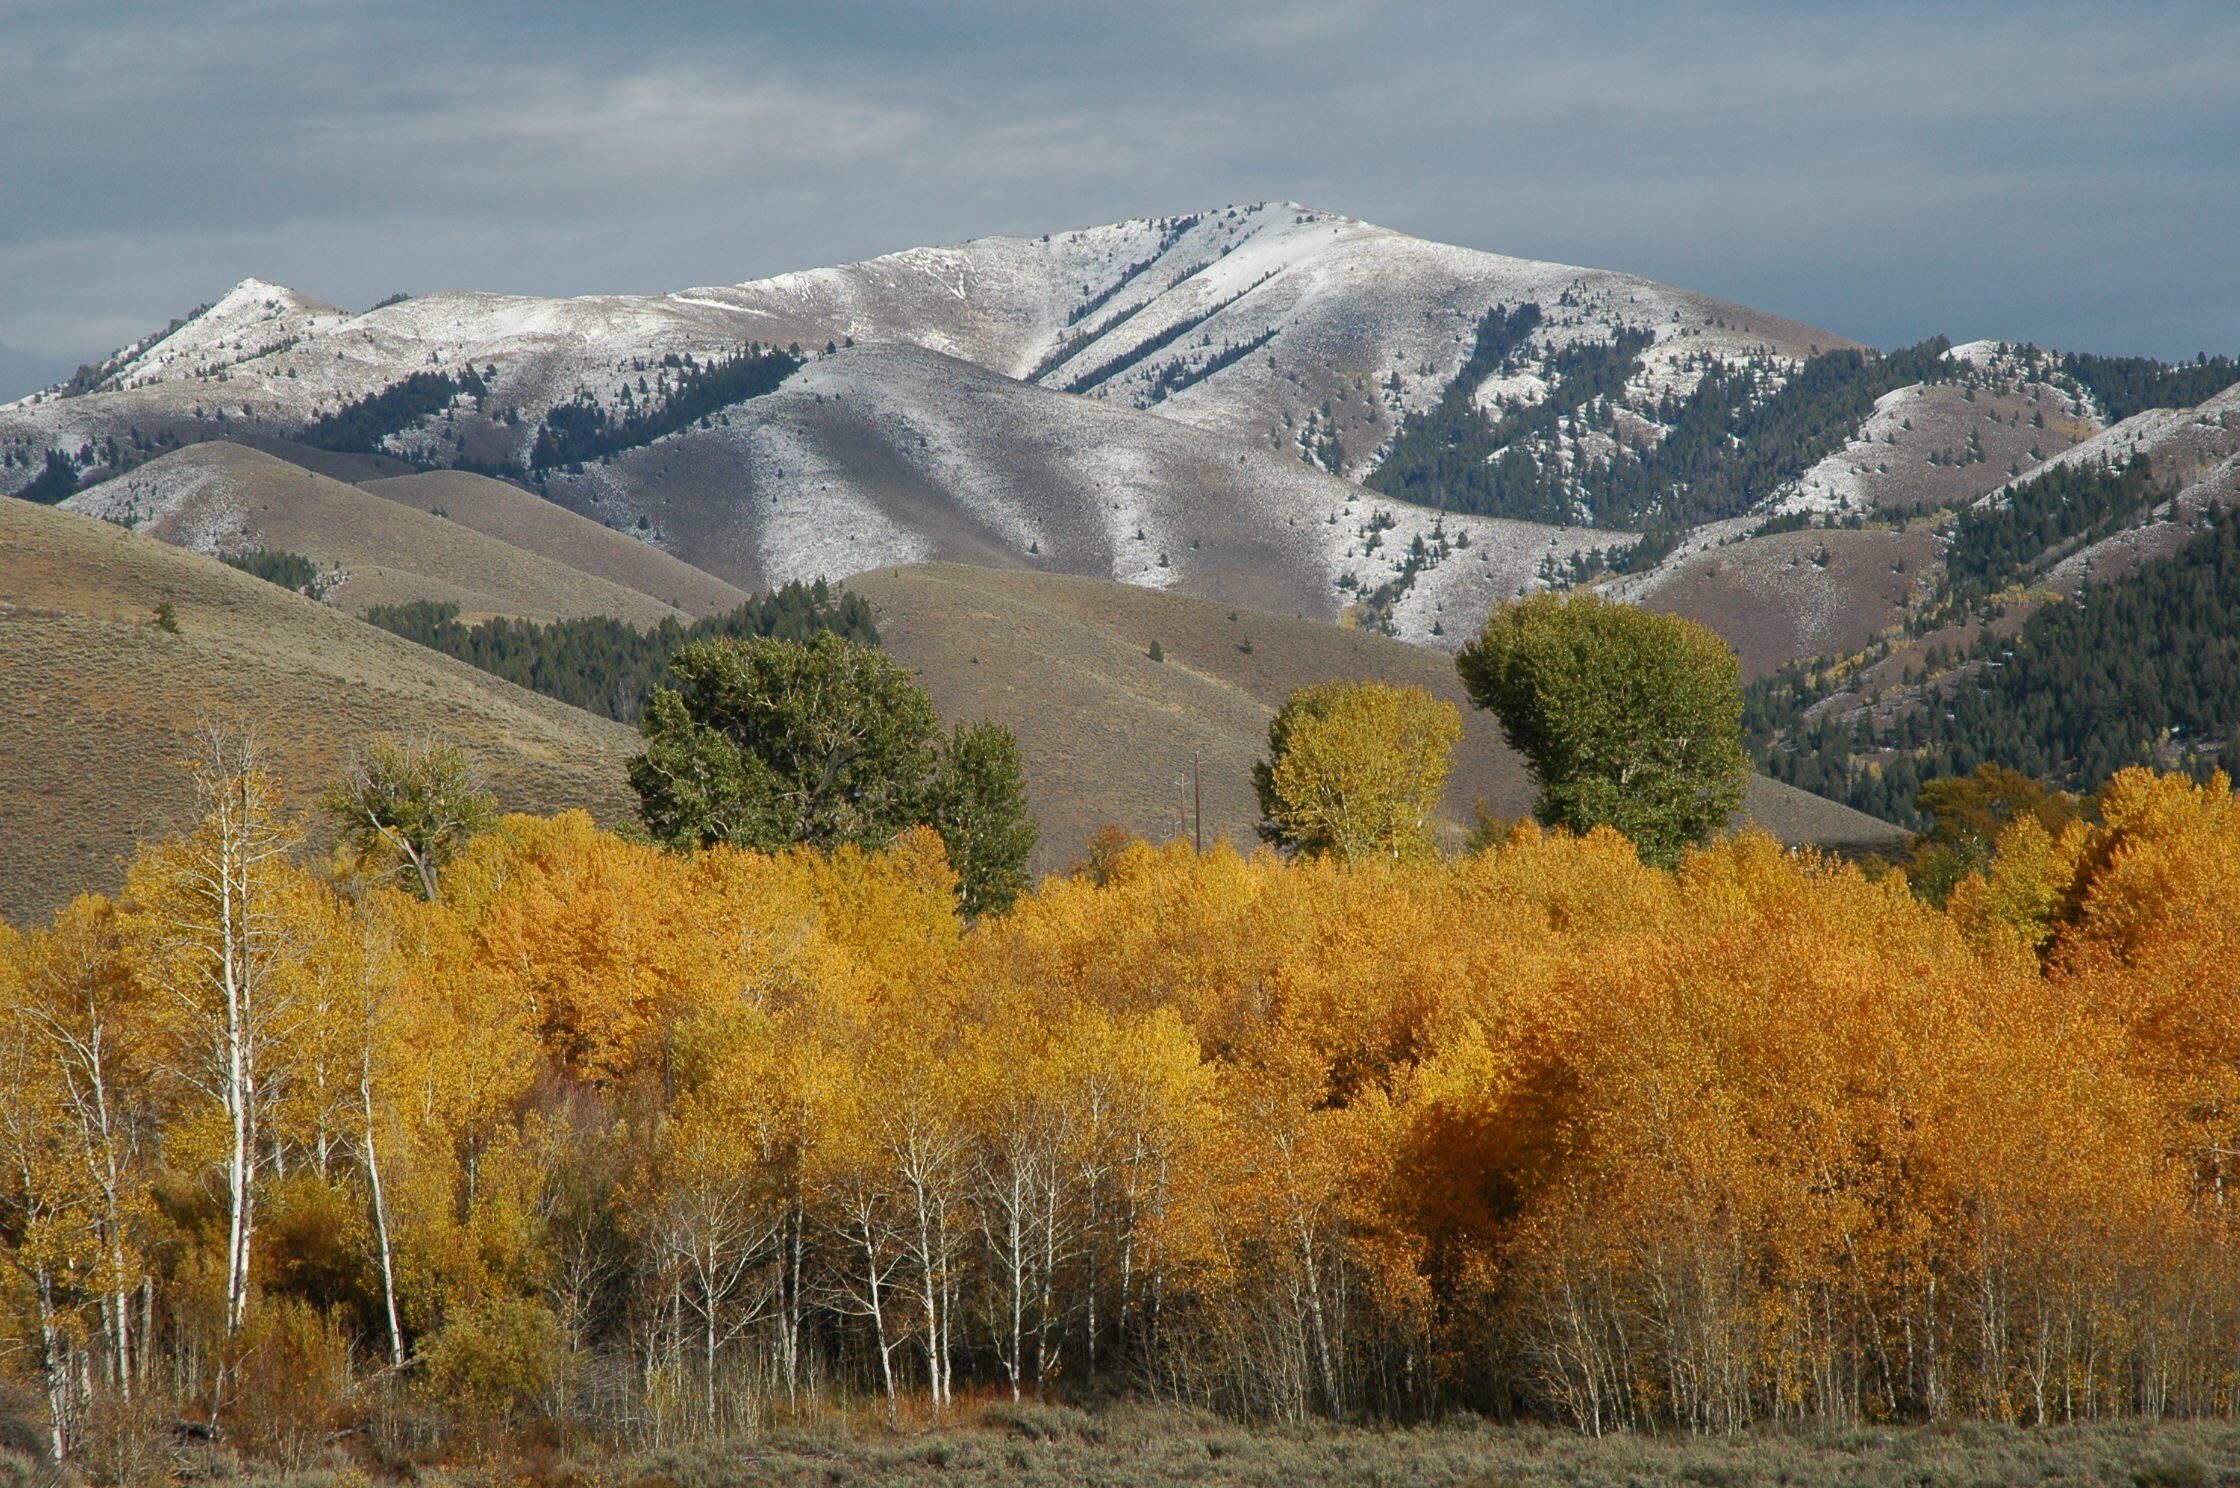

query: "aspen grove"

left=6, top=751, right=2240, bottom=1463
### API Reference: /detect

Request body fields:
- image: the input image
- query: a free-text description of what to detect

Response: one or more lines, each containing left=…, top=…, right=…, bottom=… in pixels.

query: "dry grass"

left=70, top=442, right=689, bottom=627
left=845, top=563, right=1905, bottom=875
left=0, top=498, right=637, bottom=926
left=177, top=1407, right=2240, bottom=1488
left=610, top=1412, right=2240, bottom=1488
left=232, top=433, right=423, bottom=484
left=359, top=470, right=752, bottom=619
left=1640, top=525, right=1945, bottom=681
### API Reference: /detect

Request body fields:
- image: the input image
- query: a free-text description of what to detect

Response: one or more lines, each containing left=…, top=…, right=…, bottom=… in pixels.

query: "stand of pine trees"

left=363, top=580, right=876, bottom=722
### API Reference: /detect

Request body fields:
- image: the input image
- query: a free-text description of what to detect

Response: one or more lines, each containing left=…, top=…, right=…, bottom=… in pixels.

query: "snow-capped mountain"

left=7, top=202, right=2231, bottom=654
left=2, top=204, right=1845, bottom=479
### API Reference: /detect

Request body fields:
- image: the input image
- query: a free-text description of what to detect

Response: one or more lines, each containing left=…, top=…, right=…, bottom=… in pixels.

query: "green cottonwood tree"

left=932, top=722, right=1039, bottom=916
left=1456, top=591, right=1747, bottom=867
left=629, top=631, right=1035, bottom=912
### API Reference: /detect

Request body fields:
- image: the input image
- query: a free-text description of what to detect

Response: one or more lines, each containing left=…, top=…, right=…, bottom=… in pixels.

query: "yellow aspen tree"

left=637, top=1005, right=797, bottom=1434
left=799, top=1043, right=914, bottom=1424
left=3, top=896, right=152, bottom=1405
left=959, top=1005, right=1079, bottom=1402
left=1056, top=1005, right=1214, bottom=1381
left=121, top=733, right=315, bottom=1340
left=1255, top=681, right=1463, bottom=863
left=0, top=950, right=108, bottom=1461
left=440, top=811, right=717, bottom=1083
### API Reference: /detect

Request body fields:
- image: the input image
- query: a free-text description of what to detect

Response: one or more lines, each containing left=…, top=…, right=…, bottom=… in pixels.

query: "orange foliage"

left=8, top=768, right=2240, bottom=1441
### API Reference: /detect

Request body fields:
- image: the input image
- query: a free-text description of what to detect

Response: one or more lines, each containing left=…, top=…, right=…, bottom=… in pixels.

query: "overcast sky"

left=3, top=0, right=2234, bottom=396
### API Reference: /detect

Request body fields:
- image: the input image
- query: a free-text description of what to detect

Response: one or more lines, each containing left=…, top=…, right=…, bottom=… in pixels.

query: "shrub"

left=420, top=1296, right=568, bottom=1423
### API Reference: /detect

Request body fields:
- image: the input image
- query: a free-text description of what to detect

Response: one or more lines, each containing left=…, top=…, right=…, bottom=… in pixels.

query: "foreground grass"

left=15, top=1405, right=2240, bottom=1488
left=516, top=1408, right=2240, bottom=1488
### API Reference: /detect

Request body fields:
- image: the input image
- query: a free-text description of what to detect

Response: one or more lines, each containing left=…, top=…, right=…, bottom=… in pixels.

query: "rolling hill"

left=60, top=441, right=691, bottom=625
left=0, top=497, right=639, bottom=926
left=358, top=467, right=753, bottom=617
left=843, top=562, right=1907, bottom=874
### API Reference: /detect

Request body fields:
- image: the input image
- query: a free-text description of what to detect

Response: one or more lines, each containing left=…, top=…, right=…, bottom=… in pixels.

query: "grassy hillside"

left=360, top=468, right=752, bottom=617
left=1619, top=522, right=1944, bottom=679
left=0, top=499, right=638, bottom=926
left=843, top=563, right=1904, bottom=873
left=63, top=442, right=688, bottom=626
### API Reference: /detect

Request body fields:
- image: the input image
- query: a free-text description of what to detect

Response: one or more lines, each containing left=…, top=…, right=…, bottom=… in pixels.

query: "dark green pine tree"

left=16, top=449, right=79, bottom=504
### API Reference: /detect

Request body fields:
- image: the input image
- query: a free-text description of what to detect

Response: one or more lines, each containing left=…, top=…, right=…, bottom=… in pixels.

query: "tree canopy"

left=363, top=580, right=876, bottom=722
left=321, top=735, right=499, bottom=900
left=11, top=750, right=2240, bottom=1459
left=1254, top=680, right=1461, bottom=862
left=627, top=631, right=1035, bottom=914
left=1456, top=591, right=1748, bottom=865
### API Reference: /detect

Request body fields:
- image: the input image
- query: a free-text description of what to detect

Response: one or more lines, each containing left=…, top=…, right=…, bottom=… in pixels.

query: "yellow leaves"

left=1259, top=681, right=1462, bottom=863
left=2063, top=767, right=2240, bottom=965
left=1945, top=814, right=2090, bottom=964
left=441, top=811, right=766, bottom=1084
left=14, top=756, right=2240, bottom=1430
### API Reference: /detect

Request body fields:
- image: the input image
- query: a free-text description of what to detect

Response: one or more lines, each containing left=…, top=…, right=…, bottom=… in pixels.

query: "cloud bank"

left=2, top=0, right=2233, bottom=389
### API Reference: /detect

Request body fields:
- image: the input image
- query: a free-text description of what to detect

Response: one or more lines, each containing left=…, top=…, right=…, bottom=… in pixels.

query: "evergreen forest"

left=531, top=347, right=801, bottom=470
left=361, top=581, right=877, bottom=721
left=1756, top=510, right=2240, bottom=820
left=300, top=368, right=489, bottom=454
left=1368, top=315, right=1958, bottom=530
left=2059, top=349, right=2240, bottom=421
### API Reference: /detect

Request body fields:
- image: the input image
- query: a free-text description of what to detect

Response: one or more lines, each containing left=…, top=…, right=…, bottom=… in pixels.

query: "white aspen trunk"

left=219, top=777, right=258, bottom=1339
left=915, top=1195, right=943, bottom=1412
left=36, top=1269, right=69, bottom=1463
left=780, top=1206, right=803, bottom=1406
left=857, top=1224, right=900, bottom=1426
left=362, top=1061, right=405, bottom=1370
left=81, top=1021, right=134, bottom=1399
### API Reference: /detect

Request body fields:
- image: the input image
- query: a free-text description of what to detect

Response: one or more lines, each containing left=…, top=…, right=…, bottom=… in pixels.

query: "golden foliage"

left=6, top=766, right=2240, bottom=1451
left=1256, top=681, right=1462, bottom=862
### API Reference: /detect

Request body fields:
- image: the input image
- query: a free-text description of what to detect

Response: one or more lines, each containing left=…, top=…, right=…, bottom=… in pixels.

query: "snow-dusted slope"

left=541, top=339, right=1611, bottom=635
left=0, top=203, right=1848, bottom=490
left=654, top=203, right=1852, bottom=479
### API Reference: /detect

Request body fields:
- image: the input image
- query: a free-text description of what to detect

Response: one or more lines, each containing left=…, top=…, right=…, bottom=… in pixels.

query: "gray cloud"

left=2, top=0, right=2234, bottom=393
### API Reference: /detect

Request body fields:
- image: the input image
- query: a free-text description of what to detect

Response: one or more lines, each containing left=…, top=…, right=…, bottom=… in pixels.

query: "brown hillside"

left=64, top=442, right=687, bottom=626
left=1628, top=525, right=1944, bottom=680
left=0, top=499, right=638, bottom=927
left=230, top=433, right=424, bottom=484
left=842, top=563, right=1906, bottom=875
left=360, top=470, right=752, bottom=617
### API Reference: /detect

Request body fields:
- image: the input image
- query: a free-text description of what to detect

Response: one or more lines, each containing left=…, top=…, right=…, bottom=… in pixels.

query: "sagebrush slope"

left=63, top=442, right=689, bottom=625
left=0, top=499, right=638, bottom=925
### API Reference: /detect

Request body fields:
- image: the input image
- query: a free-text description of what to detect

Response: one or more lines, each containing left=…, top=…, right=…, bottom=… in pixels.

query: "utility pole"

left=1192, top=755, right=1203, bottom=855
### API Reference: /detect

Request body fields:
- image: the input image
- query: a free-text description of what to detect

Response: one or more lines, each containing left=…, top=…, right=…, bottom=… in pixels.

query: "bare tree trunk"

left=36, top=1270, right=70, bottom=1463
left=363, top=1062, right=405, bottom=1369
